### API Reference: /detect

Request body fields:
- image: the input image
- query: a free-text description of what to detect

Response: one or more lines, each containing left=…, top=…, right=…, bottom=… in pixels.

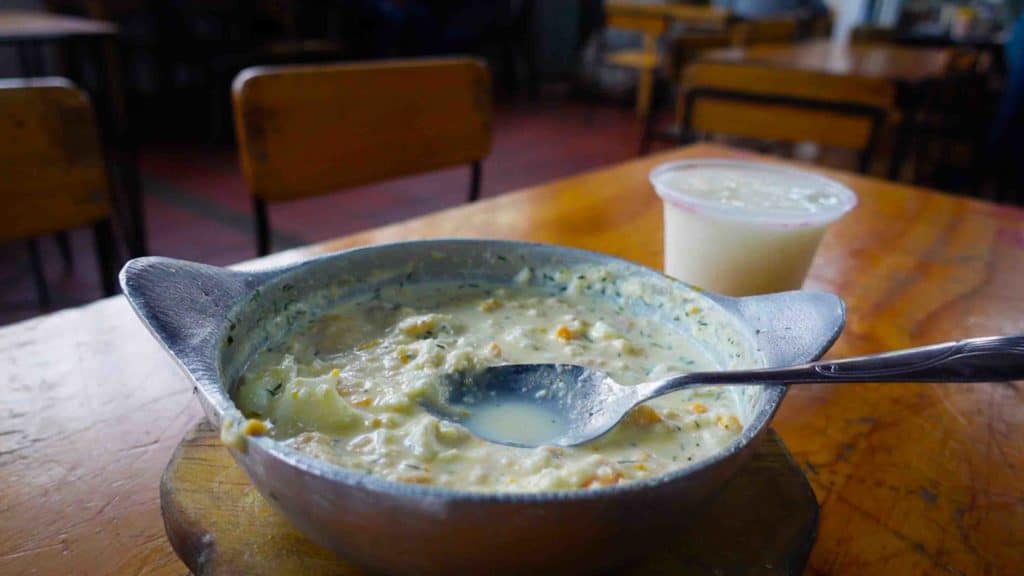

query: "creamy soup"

left=233, top=266, right=753, bottom=492
left=463, top=400, right=570, bottom=447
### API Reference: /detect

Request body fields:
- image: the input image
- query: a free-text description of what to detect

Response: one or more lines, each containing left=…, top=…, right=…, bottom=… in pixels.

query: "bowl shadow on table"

left=162, top=424, right=817, bottom=575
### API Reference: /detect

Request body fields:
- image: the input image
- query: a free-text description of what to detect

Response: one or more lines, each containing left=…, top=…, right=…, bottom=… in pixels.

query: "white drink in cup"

left=650, top=159, right=857, bottom=296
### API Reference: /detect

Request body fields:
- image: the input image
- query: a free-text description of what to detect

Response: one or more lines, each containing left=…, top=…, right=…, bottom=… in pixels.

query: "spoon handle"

left=650, top=335, right=1024, bottom=394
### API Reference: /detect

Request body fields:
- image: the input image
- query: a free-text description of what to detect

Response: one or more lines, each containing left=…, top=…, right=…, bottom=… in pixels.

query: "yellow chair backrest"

left=606, top=12, right=671, bottom=36
left=850, top=25, right=897, bottom=44
left=232, top=57, right=493, bottom=204
left=730, top=18, right=798, bottom=46
left=681, top=62, right=896, bottom=154
left=0, top=78, right=110, bottom=242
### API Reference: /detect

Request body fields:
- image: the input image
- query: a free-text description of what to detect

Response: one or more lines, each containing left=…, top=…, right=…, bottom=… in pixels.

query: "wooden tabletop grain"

left=1, top=143, right=1022, bottom=575
left=0, top=10, right=116, bottom=42
left=700, top=39, right=952, bottom=85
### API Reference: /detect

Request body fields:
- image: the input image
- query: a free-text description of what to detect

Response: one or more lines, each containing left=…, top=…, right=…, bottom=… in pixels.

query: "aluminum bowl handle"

left=703, top=290, right=847, bottom=367
left=119, top=257, right=276, bottom=382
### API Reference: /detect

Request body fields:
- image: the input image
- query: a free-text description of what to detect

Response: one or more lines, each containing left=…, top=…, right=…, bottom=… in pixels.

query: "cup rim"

left=649, top=158, right=858, bottom=228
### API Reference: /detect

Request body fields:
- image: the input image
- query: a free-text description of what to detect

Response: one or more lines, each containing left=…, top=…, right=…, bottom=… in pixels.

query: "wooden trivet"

left=162, top=423, right=818, bottom=575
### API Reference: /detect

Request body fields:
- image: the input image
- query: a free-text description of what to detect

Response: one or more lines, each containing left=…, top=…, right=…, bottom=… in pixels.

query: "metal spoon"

left=423, top=335, right=1024, bottom=448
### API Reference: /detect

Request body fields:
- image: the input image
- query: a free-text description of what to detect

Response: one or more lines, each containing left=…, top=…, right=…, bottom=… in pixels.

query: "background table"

left=699, top=39, right=951, bottom=84
left=1, top=144, right=1022, bottom=574
left=699, top=40, right=952, bottom=179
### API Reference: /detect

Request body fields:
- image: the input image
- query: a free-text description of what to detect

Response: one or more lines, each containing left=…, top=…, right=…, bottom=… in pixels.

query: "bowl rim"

left=230, top=240, right=791, bottom=503
left=126, top=239, right=840, bottom=504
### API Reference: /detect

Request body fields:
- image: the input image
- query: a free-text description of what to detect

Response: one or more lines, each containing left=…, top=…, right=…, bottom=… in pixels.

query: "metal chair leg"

left=639, top=110, right=656, bottom=156
left=639, top=75, right=666, bottom=156
left=26, top=239, right=51, bottom=308
left=56, top=231, right=74, bottom=271
left=469, top=162, right=482, bottom=203
left=253, top=196, right=271, bottom=256
left=93, top=220, right=118, bottom=297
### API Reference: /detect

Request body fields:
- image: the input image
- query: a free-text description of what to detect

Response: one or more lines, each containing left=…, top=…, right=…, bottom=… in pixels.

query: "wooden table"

left=1, top=143, right=1022, bottom=575
left=0, top=9, right=147, bottom=257
left=700, top=39, right=952, bottom=179
left=700, top=39, right=951, bottom=84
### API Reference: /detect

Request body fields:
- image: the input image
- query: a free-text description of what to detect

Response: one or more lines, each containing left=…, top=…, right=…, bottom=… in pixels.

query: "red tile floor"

left=0, top=98, right=645, bottom=326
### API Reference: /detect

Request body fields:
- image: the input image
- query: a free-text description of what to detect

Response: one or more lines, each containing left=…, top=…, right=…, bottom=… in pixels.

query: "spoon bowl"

left=424, top=364, right=640, bottom=447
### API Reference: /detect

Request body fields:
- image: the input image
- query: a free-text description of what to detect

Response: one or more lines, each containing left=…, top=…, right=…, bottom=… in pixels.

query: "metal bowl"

left=121, top=239, right=844, bottom=575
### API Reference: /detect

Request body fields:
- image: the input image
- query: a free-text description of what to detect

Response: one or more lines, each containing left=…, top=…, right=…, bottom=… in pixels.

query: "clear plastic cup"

left=650, top=159, right=857, bottom=296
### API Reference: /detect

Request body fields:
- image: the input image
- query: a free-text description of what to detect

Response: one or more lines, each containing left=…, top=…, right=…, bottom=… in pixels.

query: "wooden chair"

left=233, top=58, right=493, bottom=256
left=603, top=3, right=730, bottom=117
left=638, top=30, right=732, bottom=154
left=604, top=9, right=672, bottom=118
left=665, top=31, right=734, bottom=83
left=850, top=25, right=897, bottom=44
left=730, top=18, right=798, bottom=46
left=639, top=15, right=796, bottom=154
left=0, top=78, right=118, bottom=307
left=806, top=10, right=834, bottom=39
left=678, top=62, right=896, bottom=172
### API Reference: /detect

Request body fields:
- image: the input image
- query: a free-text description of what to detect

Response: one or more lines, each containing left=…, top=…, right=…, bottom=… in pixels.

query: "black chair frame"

left=252, top=160, right=483, bottom=256
left=26, top=218, right=118, bottom=308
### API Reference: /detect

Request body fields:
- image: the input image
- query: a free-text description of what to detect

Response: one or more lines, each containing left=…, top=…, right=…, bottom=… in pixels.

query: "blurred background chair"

left=602, top=1, right=730, bottom=118
left=851, top=25, right=898, bottom=44
left=804, top=9, right=834, bottom=39
left=676, top=62, right=896, bottom=173
left=603, top=7, right=668, bottom=119
left=634, top=13, right=801, bottom=155
left=233, top=57, right=493, bottom=255
left=729, top=17, right=798, bottom=46
left=665, top=29, right=734, bottom=89
left=0, top=78, right=118, bottom=307
left=638, top=29, right=732, bottom=154
left=910, top=46, right=999, bottom=194
left=847, top=21, right=1002, bottom=191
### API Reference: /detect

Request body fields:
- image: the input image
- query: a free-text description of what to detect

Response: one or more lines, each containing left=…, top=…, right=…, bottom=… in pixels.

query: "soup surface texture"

left=234, top=266, right=752, bottom=492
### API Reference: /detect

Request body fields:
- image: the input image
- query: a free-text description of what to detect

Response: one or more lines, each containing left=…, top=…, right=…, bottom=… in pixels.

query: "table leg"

left=639, top=74, right=668, bottom=155
left=636, top=68, right=654, bottom=118
left=635, top=34, right=656, bottom=118
left=26, top=239, right=51, bottom=308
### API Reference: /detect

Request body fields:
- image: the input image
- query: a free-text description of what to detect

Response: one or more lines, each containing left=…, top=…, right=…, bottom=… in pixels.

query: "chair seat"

left=607, top=49, right=660, bottom=71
